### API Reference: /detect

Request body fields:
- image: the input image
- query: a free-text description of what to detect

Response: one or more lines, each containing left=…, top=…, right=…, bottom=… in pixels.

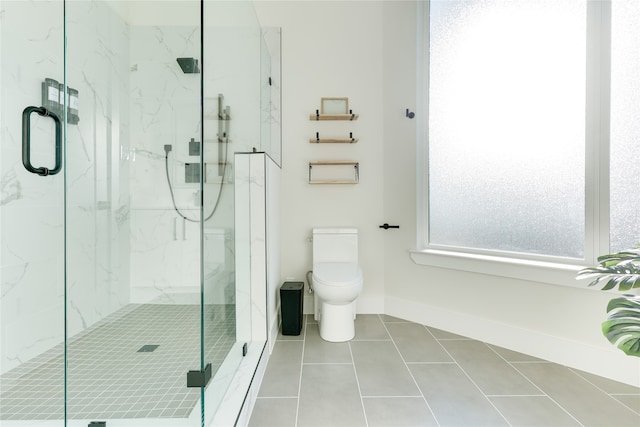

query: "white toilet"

left=312, top=228, right=363, bottom=342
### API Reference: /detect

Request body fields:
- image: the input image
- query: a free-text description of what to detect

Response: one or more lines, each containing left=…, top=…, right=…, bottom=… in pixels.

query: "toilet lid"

left=313, top=262, right=362, bottom=287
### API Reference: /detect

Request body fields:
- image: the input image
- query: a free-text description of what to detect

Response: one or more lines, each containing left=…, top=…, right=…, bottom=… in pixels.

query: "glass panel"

left=263, top=28, right=282, bottom=166
left=0, top=0, right=66, bottom=423
left=261, top=35, right=273, bottom=159
left=610, top=0, right=640, bottom=253
left=428, top=0, right=586, bottom=258
left=201, top=1, right=267, bottom=423
left=64, top=0, right=203, bottom=424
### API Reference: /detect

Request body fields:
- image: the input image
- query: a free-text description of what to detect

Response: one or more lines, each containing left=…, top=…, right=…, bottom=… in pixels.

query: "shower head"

left=176, top=57, right=200, bottom=74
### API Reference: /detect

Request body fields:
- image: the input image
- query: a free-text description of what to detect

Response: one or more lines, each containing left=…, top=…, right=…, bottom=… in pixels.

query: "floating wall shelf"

left=310, top=132, right=358, bottom=144
left=309, top=112, right=359, bottom=121
left=309, top=138, right=359, bottom=144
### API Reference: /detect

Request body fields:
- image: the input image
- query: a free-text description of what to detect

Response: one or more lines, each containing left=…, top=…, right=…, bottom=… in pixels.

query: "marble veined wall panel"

left=1, top=0, right=66, bottom=375
left=129, top=25, right=237, bottom=304
left=0, top=0, right=131, bottom=374
left=129, top=208, right=200, bottom=303
left=64, top=0, right=131, bottom=339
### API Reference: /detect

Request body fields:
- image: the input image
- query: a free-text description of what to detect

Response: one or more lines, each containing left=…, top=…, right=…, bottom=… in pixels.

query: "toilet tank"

left=312, top=228, right=358, bottom=264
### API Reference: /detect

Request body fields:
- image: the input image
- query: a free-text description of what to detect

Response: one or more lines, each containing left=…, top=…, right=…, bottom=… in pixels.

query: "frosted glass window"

left=610, top=1, right=640, bottom=253
left=427, top=0, right=586, bottom=258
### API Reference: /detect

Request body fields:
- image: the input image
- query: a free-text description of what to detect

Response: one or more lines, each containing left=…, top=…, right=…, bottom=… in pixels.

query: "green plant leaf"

left=602, top=295, right=640, bottom=358
left=619, top=275, right=640, bottom=291
left=597, top=249, right=640, bottom=264
left=577, top=249, right=640, bottom=290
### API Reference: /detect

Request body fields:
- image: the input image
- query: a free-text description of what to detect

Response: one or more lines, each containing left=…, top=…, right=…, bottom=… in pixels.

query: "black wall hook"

left=406, top=109, right=415, bottom=119
left=379, top=223, right=400, bottom=230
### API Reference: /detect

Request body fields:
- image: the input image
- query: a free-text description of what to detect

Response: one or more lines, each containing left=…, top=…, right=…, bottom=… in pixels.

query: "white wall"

left=254, top=0, right=386, bottom=314
left=255, top=0, right=640, bottom=386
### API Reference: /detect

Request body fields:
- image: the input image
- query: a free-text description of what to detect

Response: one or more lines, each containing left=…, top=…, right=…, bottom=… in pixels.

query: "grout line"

left=301, top=362, right=353, bottom=365
left=380, top=314, right=441, bottom=427
left=569, top=367, right=640, bottom=396
left=360, top=394, right=424, bottom=398
left=348, top=338, right=369, bottom=427
left=509, top=360, right=553, bottom=364
left=433, top=334, right=513, bottom=427
left=484, top=393, right=547, bottom=397
left=485, top=344, right=546, bottom=395
left=293, top=315, right=309, bottom=427
left=405, top=361, right=457, bottom=365
left=492, top=348, right=584, bottom=427
left=255, top=396, right=299, bottom=399
left=608, top=395, right=640, bottom=417
left=567, top=367, right=640, bottom=417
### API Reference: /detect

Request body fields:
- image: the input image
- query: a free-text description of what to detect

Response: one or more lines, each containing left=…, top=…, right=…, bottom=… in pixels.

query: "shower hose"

left=164, top=140, right=228, bottom=223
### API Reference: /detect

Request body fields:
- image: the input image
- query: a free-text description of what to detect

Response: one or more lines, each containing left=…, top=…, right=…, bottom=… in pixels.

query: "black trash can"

left=280, top=282, right=304, bottom=335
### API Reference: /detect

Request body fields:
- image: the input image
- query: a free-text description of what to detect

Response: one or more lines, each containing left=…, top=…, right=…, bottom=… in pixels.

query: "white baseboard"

left=304, top=295, right=313, bottom=314
left=384, top=296, right=640, bottom=387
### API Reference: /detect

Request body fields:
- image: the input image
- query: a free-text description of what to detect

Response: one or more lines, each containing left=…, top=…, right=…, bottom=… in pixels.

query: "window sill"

left=409, top=249, right=587, bottom=288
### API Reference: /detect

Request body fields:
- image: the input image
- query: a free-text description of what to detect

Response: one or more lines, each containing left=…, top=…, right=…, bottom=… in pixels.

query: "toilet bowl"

left=312, top=228, right=363, bottom=342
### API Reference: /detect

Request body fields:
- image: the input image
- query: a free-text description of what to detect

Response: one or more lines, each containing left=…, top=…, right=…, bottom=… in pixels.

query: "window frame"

left=413, top=0, right=612, bottom=288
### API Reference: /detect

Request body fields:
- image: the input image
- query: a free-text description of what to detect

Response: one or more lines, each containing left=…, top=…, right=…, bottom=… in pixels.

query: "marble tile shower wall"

left=0, top=1, right=130, bottom=374
left=128, top=24, right=265, bottom=304
left=128, top=25, right=235, bottom=304
left=65, top=0, right=131, bottom=339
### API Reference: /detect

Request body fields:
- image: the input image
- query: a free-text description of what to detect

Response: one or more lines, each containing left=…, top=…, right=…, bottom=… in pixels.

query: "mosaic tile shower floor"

left=0, top=303, right=235, bottom=420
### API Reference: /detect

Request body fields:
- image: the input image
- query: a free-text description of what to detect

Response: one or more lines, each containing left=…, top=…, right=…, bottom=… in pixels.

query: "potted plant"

left=577, top=248, right=640, bottom=357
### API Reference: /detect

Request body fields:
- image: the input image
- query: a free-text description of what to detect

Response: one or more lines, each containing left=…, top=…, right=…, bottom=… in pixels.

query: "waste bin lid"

left=281, top=282, right=304, bottom=291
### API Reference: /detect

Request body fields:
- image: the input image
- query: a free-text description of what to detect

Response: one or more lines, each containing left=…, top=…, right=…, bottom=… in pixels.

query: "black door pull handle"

left=22, top=106, right=62, bottom=176
left=379, top=223, right=400, bottom=230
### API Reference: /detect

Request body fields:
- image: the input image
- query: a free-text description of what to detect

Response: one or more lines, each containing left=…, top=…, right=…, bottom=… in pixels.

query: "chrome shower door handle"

left=22, top=106, right=62, bottom=176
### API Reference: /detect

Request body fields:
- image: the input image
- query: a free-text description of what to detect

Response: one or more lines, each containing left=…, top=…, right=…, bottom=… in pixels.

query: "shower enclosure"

left=0, top=0, right=279, bottom=425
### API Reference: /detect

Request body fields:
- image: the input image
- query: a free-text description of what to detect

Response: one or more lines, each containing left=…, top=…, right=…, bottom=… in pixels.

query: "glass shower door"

left=63, top=0, right=205, bottom=424
left=0, top=0, right=66, bottom=423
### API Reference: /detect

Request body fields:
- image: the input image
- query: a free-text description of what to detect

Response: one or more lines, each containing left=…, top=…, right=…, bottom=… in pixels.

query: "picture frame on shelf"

left=321, top=97, right=348, bottom=115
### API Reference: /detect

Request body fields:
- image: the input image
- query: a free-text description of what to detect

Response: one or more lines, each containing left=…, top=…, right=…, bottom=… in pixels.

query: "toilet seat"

left=313, top=262, right=362, bottom=287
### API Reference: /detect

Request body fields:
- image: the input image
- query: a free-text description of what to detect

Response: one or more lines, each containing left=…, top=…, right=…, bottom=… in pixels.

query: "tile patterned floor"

left=0, top=303, right=235, bottom=420
left=249, top=314, right=640, bottom=427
